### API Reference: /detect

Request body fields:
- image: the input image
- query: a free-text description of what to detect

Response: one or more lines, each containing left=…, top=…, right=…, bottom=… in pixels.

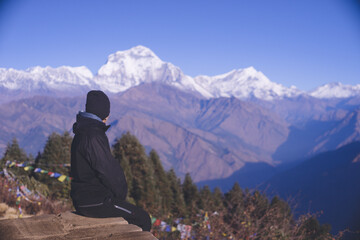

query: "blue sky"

left=0, top=0, right=359, bottom=91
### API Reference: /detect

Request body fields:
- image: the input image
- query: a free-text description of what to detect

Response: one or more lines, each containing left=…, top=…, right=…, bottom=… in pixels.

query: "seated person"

left=70, top=90, right=151, bottom=231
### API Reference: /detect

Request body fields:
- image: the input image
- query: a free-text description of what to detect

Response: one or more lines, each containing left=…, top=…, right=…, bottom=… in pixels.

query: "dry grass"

left=0, top=176, right=73, bottom=219
left=0, top=203, right=33, bottom=220
left=0, top=202, right=8, bottom=215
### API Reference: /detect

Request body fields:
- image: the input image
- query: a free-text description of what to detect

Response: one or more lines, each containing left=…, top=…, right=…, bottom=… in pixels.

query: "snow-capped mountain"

left=94, top=46, right=301, bottom=100
left=194, top=67, right=301, bottom=100
left=0, top=45, right=358, bottom=101
left=94, top=46, right=212, bottom=97
left=309, top=82, right=360, bottom=98
left=0, top=66, right=95, bottom=91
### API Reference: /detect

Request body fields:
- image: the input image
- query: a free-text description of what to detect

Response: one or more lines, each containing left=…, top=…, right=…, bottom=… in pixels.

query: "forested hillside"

left=0, top=132, right=340, bottom=239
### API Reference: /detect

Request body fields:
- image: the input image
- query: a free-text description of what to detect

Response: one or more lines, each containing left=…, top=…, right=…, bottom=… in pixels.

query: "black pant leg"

left=76, top=197, right=151, bottom=232
left=110, top=198, right=151, bottom=232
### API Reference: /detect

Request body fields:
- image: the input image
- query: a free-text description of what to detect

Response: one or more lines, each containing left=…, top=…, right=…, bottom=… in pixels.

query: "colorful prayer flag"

left=18, top=205, right=23, bottom=217
left=53, top=172, right=61, bottom=178
left=154, top=219, right=161, bottom=226
left=57, top=175, right=67, bottom=182
left=160, top=221, right=166, bottom=231
left=204, top=211, right=209, bottom=223
left=177, top=224, right=182, bottom=231
left=16, top=196, right=21, bottom=205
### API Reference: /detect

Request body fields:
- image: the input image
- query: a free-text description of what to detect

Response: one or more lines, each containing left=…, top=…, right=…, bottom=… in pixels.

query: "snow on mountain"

left=0, top=66, right=95, bottom=91
left=0, top=45, right=358, bottom=101
left=309, top=82, right=360, bottom=98
left=94, top=45, right=212, bottom=97
left=94, top=45, right=301, bottom=100
left=194, top=67, right=302, bottom=100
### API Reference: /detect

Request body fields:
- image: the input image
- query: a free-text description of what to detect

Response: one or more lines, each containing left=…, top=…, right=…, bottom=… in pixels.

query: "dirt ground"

left=0, top=210, right=157, bottom=239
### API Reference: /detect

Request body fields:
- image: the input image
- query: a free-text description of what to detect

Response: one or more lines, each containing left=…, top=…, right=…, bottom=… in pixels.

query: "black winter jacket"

left=70, top=113, right=127, bottom=207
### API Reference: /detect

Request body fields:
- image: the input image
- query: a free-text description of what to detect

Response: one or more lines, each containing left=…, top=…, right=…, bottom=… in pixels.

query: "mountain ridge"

left=1, top=46, right=359, bottom=102
left=0, top=83, right=290, bottom=181
left=263, top=141, right=360, bottom=234
left=1, top=82, right=359, bottom=182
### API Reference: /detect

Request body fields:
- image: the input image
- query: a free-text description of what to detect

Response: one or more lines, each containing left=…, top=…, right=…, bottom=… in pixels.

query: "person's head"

left=85, top=90, right=110, bottom=122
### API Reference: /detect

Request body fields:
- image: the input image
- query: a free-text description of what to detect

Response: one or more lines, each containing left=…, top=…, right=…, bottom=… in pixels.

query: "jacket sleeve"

left=88, top=135, right=128, bottom=201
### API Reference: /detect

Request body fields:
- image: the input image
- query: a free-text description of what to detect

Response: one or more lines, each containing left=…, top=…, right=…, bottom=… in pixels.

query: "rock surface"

left=0, top=211, right=157, bottom=240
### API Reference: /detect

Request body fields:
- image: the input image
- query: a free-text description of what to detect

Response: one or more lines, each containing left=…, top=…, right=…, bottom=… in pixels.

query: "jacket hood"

left=73, top=113, right=110, bottom=135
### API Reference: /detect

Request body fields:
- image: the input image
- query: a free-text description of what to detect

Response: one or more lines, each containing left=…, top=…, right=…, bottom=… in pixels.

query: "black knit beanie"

left=85, top=90, right=110, bottom=120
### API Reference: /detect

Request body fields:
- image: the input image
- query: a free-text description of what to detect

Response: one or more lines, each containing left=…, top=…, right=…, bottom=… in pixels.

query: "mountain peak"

left=96, top=45, right=163, bottom=78
left=310, top=82, right=360, bottom=98
left=25, top=65, right=93, bottom=79
left=107, top=45, right=158, bottom=63
left=94, top=46, right=190, bottom=93
left=194, top=67, right=302, bottom=100
left=0, top=65, right=94, bottom=92
left=242, top=66, right=258, bottom=76
left=127, top=45, right=158, bottom=57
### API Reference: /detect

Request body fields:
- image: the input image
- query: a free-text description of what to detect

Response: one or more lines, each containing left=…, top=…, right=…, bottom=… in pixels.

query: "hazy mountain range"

left=1, top=46, right=360, bottom=183
left=265, top=142, right=360, bottom=234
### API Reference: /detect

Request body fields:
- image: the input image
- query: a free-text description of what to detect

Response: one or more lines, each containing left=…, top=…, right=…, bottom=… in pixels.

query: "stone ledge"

left=0, top=211, right=157, bottom=240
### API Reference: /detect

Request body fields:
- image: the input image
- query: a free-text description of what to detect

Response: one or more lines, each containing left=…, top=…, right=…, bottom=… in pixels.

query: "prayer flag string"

left=1, top=168, right=43, bottom=218
left=4, top=160, right=71, bottom=183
